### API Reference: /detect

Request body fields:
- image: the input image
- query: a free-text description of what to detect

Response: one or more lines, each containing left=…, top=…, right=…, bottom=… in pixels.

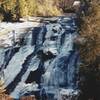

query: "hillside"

left=79, top=1, right=100, bottom=100
left=0, top=0, right=74, bottom=21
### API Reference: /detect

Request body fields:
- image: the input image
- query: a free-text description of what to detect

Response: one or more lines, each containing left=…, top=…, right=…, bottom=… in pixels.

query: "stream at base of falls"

left=0, top=16, right=80, bottom=100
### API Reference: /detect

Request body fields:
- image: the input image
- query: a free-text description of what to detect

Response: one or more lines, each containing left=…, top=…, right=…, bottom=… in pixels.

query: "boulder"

left=20, top=95, right=36, bottom=100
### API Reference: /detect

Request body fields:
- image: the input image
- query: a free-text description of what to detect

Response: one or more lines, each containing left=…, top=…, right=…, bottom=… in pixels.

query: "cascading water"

left=0, top=16, right=80, bottom=100
left=40, top=17, right=80, bottom=100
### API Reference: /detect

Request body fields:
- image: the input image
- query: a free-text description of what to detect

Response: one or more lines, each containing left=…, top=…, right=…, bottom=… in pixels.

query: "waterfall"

left=41, top=17, right=80, bottom=100
left=0, top=16, right=80, bottom=100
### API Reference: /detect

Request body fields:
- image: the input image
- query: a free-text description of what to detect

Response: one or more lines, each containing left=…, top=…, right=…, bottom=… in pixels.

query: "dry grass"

left=20, top=0, right=62, bottom=17
left=0, top=80, right=14, bottom=100
left=0, top=0, right=62, bottom=21
left=37, top=0, right=61, bottom=16
left=0, top=80, right=6, bottom=96
left=79, top=1, right=100, bottom=65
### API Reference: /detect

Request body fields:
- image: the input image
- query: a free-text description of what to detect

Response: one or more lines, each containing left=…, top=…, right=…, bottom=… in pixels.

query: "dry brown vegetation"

left=18, top=0, right=61, bottom=17
left=0, top=0, right=63, bottom=21
left=0, top=0, right=75, bottom=21
left=79, top=0, right=100, bottom=65
left=0, top=80, right=5, bottom=95
left=0, top=80, right=7, bottom=99
left=79, top=1, right=100, bottom=99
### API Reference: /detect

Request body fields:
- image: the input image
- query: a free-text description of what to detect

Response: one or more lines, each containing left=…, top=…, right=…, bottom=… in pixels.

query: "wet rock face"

left=0, top=16, right=80, bottom=99
left=43, top=23, right=64, bottom=56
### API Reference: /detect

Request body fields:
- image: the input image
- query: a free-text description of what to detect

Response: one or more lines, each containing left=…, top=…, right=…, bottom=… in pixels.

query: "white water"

left=4, top=45, right=34, bottom=86
left=0, top=16, right=80, bottom=100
